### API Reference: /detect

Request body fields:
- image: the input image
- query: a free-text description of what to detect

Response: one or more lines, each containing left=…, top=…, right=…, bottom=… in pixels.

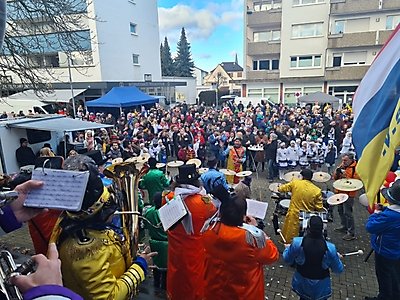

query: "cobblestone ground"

left=0, top=170, right=378, bottom=300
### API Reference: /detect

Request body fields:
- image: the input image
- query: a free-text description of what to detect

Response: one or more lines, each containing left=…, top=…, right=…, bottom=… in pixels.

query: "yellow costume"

left=226, top=146, right=245, bottom=184
left=278, top=179, right=323, bottom=243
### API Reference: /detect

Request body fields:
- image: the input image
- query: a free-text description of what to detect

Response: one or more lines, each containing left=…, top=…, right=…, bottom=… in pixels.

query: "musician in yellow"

left=223, top=138, right=246, bottom=184
left=278, top=169, right=323, bottom=243
left=50, top=155, right=156, bottom=300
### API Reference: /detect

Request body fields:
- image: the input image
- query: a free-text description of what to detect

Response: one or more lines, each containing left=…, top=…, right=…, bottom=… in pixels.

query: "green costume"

left=140, top=169, right=170, bottom=204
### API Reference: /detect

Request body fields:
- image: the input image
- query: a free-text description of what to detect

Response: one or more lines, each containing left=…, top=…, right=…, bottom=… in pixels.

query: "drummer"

left=277, top=169, right=324, bottom=244
left=200, top=154, right=229, bottom=194
left=332, top=152, right=360, bottom=241
left=140, top=157, right=170, bottom=205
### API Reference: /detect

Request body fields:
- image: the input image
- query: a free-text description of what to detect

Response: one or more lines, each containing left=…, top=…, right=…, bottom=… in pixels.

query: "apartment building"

left=244, top=0, right=400, bottom=105
left=2, top=0, right=166, bottom=101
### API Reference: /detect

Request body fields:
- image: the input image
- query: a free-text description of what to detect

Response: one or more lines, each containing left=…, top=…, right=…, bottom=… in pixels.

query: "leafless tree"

left=0, top=0, right=96, bottom=95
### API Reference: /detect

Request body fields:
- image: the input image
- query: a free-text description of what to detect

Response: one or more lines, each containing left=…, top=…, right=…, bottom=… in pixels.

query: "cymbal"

left=327, top=193, right=349, bottom=205
left=220, top=169, right=237, bottom=176
left=186, top=158, right=201, bottom=168
left=198, top=167, right=209, bottom=174
left=136, top=153, right=150, bottom=163
left=167, top=160, right=184, bottom=168
left=236, top=171, right=252, bottom=177
left=269, top=182, right=282, bottom=193
left=112, top=158, right=123, bottom=165
left=156, top=163, right=166, bottom=169
left=312, top=172, right=331, bottom=183
left=358, top=193, right=369, bottom=207
left=333, top=179, right=364, bottom=191
left=283, top=171, right=302, bottom=182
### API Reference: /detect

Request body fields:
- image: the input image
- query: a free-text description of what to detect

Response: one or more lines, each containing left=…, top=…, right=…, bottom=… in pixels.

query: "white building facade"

left=244, top=0, right=400, bottom=105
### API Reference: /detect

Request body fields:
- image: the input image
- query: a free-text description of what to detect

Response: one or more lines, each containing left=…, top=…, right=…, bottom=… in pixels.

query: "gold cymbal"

left=333, top=179, right=364, bottom=191
left=312, top=171, right=331, bottom=183
left=220, top=169, right=237, bottom=176
left=156, top=163, right=166, bottom=169
left=327, top=193, right=349, bottom=205
left=186, top=158, right=201, bottom=168
left=236, top=171, right=252, bottom=177
left=283, top=171, right=302, bottom=182
left=269, top=182, right=282, bottom=193
left=167, top=160, right=184, bottom=168
left=198, top=167, right=209, bottom=174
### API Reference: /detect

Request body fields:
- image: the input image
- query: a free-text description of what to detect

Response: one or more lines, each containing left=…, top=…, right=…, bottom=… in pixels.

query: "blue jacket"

left=24, top=285, right=83, bottom=300
left=283, top=237, right=344, bottom=300
left=200, top=168, right=229, bottom=193
left=366, top=205, right=400, bottom=260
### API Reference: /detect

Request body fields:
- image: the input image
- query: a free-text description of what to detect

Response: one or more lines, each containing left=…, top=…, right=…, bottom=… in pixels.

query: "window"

left=130, top=23, right=137, bottom=34
left=386, top=15, right=400, bottom=30
left=26, top=53, right=59, bottom=68
left=132, top=54, right=139, bottom=65
left=253, top=1, right=281, bottom=11
left=333, top=54, right=342, bottom=67
left=248, top=88, right=262, bottom=97
left=334, top=20, right=345, bottom=34
left=293, top=0, right=325, bottom=6
left=253, top=30, right=280, bottom=42
left=346, top=18, right=370, bottom=33
left=263, top=88, right=280, bottom=103
left=253, top=59, right=280, bottom=71
left=292, top=22, right=323, bottom=38
left=290, top=55, right=321, bottom=68
left=342, top=51, right=367, bottom=66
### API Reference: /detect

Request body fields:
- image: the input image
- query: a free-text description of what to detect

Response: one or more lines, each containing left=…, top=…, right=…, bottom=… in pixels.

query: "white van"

left=0, top=99, right=53, bottom=115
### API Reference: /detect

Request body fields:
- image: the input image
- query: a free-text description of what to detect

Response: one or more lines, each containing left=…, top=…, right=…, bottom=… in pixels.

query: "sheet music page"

left=159, top=196, right=187, bottom=231
left=246, top=199, right=269, bottom=219
left=24, top=168, right=90, bottom=211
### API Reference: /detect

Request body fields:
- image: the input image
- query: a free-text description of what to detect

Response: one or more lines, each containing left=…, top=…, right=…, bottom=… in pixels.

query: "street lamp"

left=67, top=53, right=76, bottom=118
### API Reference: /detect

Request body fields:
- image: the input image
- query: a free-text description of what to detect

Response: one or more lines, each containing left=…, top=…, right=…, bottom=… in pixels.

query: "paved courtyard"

left=0, top=171, right=379, bottom=300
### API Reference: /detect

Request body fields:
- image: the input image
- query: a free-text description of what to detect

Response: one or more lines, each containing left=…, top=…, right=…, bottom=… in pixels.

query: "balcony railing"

left=247, top=9, right=282, bottom=28
left=247, top=41, right=281, bottom=56
left=325, top=65, right=369, bottom=81
left=245, top=70, right=280, bottom=81
left=331, top=0, right=400, bottom=15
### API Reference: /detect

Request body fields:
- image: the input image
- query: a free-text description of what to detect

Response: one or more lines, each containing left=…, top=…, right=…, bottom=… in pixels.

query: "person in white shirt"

left=287, top=140, right=299, bottom=169
left=276, top=142, right=289, bottom=180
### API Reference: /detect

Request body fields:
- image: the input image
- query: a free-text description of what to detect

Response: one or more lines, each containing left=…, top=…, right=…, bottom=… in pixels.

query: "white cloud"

left=158, top=1, right=243, bottom=42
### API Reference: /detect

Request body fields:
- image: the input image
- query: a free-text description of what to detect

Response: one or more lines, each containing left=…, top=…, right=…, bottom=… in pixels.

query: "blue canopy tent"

left=86, top=87, right=158, bottom=113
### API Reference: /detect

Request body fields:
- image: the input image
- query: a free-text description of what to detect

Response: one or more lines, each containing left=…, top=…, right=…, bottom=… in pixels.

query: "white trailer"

left=0, top=115, right=112, bottom=174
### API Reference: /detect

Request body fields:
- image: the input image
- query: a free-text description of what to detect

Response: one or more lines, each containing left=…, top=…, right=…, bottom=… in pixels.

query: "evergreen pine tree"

left=174, top=28, right=194, bottom=77
left=160, top=37, right=174, bottom=76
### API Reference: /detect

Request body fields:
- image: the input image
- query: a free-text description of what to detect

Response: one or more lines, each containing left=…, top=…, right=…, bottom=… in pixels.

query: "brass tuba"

left=104, top=158, right=147, bottom=263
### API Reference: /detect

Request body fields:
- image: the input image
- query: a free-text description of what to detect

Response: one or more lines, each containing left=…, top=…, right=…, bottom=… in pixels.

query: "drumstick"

left=341, top=250, right=364, bottom=257
left=277, top=229, right=287, bottom=243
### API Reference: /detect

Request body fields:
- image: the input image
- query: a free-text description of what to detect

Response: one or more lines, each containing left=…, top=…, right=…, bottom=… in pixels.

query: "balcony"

left=378, top=30, right=394, bottom=45
left=328, top=31, right=377, bottom=48
left=246, top=70, right=280, bottom=81
left=331, top=0, right=400, bottom=15
left=247, top=10, right=281, bottom=28
left=325, top=65, right=369, bottom=81
left=247, top=41, right=281, bottom=56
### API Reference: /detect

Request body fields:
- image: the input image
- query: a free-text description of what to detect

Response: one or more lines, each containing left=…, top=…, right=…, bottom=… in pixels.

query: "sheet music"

left=24, top=168, right=90, bottom=211
left=158, top=196, right=187, bottom=231
left=246, top=199, right=269, bottom=219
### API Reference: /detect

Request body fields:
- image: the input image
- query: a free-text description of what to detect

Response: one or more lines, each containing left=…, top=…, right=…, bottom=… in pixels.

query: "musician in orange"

left=332, top=152, right=360, bottom=241
left=223, top=138, right=246, bottom=184
left=164, top=164, right=217, bottom=300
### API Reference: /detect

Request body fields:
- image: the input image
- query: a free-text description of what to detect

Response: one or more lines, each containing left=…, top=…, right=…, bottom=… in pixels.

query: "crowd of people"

left=2, top=99, right=400, bottom=300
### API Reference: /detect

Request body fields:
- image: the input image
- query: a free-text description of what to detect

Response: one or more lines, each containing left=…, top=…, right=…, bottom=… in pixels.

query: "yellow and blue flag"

left=352, top=24, right=400, bottom=208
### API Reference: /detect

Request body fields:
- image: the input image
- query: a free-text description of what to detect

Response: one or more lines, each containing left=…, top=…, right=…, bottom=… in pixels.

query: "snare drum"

left=276, top=199, right=291, bottom=216
left=298, top=211, right=328, bottom=237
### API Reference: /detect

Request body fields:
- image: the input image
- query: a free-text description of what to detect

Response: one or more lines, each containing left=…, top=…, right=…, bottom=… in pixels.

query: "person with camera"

left=283, top=215, right=344, bottom=300
left=333, top=152, right=360, bottom=241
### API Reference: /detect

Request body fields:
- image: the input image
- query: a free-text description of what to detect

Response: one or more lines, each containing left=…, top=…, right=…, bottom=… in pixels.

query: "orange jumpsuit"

left=166, top=192, right=217, bottom=300
left=203, top=223, right=279, bottom=299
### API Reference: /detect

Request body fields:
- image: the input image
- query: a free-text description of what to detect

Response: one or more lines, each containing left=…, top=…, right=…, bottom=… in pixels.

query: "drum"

left=298, top=211, right=328, bottom=237
left=276, top=199, right=291, bottom=216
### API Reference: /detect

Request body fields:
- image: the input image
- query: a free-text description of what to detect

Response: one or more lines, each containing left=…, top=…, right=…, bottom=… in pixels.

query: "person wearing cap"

left=50, top=155, right=157, bottom=299
left=203, top=185, right=279, bottom=299
left=200, top=154, right=229, bottom=194
left=16, top=137, right=36, bottom=168
left=333, top=152, right=360, bottom=241
left=164, top=164, right=217, bottom=300
left=222, top=137, right=246, bottom=184
left=140, top=157, right=170, bottom=205
left=278, top=169, right=324, bottom=243
left=283, top=216, right=344, bottom=300
left=364, top=180, right=400, bottom=300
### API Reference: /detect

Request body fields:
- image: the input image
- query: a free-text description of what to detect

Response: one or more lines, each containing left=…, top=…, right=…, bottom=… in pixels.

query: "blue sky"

left=158, top=0, right=243, bottom=72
